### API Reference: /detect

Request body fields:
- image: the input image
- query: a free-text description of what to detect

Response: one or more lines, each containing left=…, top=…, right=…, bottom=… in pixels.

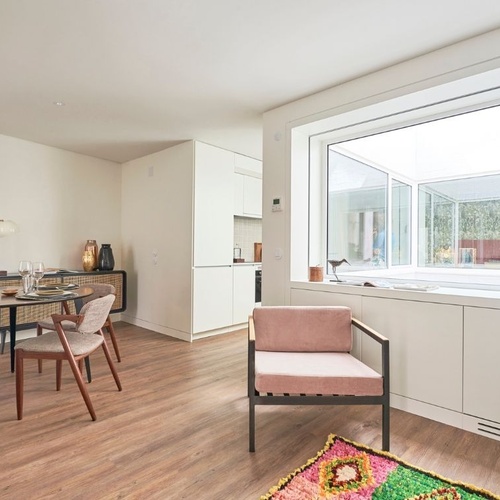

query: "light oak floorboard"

left=0, top=322, right=498, bottom=499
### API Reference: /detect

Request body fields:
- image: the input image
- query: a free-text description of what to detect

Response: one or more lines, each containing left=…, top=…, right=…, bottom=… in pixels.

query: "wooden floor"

left=0, top=322, right=499, bottom=499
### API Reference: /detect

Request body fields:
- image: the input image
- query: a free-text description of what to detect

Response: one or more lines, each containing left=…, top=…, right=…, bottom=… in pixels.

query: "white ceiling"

left=2, top=1, right=500, bottom=164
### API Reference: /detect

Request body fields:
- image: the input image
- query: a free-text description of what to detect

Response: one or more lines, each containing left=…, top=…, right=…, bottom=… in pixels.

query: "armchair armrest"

left=352, top=316, right=390, bottom=399
left=248, top=315, right=255, bottom=342
left=352, top=317, right=388, bottom=344
left=248, top=315, right=256, bottom=398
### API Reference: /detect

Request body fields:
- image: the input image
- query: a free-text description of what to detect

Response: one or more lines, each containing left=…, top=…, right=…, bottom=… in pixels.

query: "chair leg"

left=37, top=325, right=43, bottom=373
left=56, top=360, right=62, bottom=391
left=106, top=319, right=121, bottom=362
left=66, top=354, right=96, bottom=421
left=249, top=397, right=255, bottom=452
left=100, top=337, right=122, bottom=391
left=382, top=402, right=390, bottom=451
left=84, top=357, right=92, bottom=383
left=0, top=328, right=7, bottom=355
left=15, top=351, right=24, bottom=420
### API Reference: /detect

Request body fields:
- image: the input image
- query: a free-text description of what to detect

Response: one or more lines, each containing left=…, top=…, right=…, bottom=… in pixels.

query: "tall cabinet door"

left=193, top=266, right=233, bottom=334
left=464, top=306, right=500, bottom=423
left=233, top=265, right=256, bottom=324
left=193, top=142, right=234, bottom=267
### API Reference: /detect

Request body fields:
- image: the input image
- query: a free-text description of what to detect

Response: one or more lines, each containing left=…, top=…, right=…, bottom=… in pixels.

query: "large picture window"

left=325, top=104, right=500, bottom=278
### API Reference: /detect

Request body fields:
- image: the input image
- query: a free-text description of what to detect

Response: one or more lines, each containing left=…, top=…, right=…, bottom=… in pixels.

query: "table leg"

left=9, top=306, right=17, bottom=373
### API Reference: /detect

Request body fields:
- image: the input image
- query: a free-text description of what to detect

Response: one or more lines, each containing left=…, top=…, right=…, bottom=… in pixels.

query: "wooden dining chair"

left=36, top=283, right=121, bottom=364
left=14, top=294, right=122, bottom=420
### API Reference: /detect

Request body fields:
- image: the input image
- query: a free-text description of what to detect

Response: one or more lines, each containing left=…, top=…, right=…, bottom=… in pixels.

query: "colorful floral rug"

left=261, top=434, right=500, bottom=499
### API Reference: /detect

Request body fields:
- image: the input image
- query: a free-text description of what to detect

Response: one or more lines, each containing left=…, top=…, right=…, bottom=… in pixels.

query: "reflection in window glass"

left=392, top=180, right=411, bottom=265
left=418, top=174, right=500, bottom=267
left=327, top=150, right=387, bottom=272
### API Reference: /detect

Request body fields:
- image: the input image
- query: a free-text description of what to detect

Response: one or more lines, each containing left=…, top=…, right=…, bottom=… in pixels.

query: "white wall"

left=0, top=134, right=121, bottom=272
left=262, top=29, right=500, bottom=305
left=121, top=141, right=194, bottom=339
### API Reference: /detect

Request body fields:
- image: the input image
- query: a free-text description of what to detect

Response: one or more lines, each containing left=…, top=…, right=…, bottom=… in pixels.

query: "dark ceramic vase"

left=98, top=244, right=115, bottom=271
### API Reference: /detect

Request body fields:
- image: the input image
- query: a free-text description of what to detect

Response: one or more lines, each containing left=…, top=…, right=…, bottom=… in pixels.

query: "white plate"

left=16, top=291, right=75, bottom=300
left=38, top=283, right=78, bottom=291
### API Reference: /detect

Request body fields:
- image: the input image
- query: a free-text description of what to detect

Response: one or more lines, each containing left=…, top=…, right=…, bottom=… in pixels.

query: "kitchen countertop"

left=233, top=262, right=261, bottom=266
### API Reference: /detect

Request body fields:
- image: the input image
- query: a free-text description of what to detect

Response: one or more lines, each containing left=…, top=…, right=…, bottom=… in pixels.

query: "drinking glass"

left=18, top=260, right=33, bottom=294
left=32, top=261, right=45, bottom=291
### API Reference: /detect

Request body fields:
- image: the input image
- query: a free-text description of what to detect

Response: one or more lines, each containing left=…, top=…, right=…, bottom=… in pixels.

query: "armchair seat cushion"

left=255, top=351, right=383, bottom=396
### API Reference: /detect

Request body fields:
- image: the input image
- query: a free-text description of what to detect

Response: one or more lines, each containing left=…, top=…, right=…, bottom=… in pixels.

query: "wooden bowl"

left=1, top=288, right=19, bottom=296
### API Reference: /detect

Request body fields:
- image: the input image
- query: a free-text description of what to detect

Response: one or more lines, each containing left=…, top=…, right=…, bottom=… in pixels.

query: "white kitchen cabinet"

left=464, top=306, right=500, bottom=423
left=194, top=142, right=234, bottom=267
left=233, top=265, right=257, bottom=324
left=193, top=266, right=233, bottom=333
left=234, top=173, right=262, bottom=218
left=235, top=154, right=261, bottom=175
left=243, top=175, right=262, bottom=217
left=234, top=173, right=244, bottom=215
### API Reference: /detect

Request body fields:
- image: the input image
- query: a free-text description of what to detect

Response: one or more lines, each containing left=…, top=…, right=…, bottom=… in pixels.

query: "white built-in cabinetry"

left=463, top=307, right=500, bottom=424
left=361, top=297, right=463, bottom=412
left=193, top=266, right=233, bottom=333
left=121, top=140, right=261, bottom=342
left=193, top=142, right=234, bottom=266
left=290, top=283, right=500, bottom=442
left=234, top=154, right=262, bottom=218
left=192, top=142, right=262, bottom=336
left=192, top=142, right=234, bottom=334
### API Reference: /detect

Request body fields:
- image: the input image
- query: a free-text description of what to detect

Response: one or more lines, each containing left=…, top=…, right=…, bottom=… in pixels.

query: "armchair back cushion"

left=253, top=306, right=352, bottom=352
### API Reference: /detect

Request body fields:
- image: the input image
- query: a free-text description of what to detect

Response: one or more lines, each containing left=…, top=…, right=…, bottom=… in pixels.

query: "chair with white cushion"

left=14, top=294, right=122, bottom=420
left=248, top=306, right=390, bottom=452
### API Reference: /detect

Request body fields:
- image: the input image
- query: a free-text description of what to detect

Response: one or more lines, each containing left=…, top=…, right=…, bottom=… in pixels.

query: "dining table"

left=0, top=285, right=95, bottom=372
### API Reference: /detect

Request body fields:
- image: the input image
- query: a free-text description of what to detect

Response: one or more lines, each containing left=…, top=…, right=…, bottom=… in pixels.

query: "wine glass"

left=32, top=261, right=45, bottom=291
left=18, top=260, right=33, bottom=294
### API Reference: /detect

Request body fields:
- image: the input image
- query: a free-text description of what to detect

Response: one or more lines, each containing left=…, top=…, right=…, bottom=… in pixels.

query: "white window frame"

left=296, top=74, right=500, bottom=288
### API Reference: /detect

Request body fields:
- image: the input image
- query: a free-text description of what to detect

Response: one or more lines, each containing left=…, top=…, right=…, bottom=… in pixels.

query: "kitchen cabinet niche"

left=233, top=265, right=258, bottom=324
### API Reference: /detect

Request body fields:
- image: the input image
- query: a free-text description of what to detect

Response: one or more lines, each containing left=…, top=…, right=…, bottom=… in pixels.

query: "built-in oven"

left=255, top=266, right=262, bottom=303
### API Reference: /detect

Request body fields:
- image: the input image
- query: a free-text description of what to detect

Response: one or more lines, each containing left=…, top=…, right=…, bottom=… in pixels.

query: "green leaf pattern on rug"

left=374, top=464, right=488, bottom=499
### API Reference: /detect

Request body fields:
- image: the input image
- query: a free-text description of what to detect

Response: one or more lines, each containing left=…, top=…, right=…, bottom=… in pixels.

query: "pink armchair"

left=248, top=306, right=390, bottom=451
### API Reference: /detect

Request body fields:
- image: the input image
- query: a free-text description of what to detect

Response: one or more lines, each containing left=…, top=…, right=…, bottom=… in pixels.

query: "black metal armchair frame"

left=248, top=313, right=390, bottom=452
